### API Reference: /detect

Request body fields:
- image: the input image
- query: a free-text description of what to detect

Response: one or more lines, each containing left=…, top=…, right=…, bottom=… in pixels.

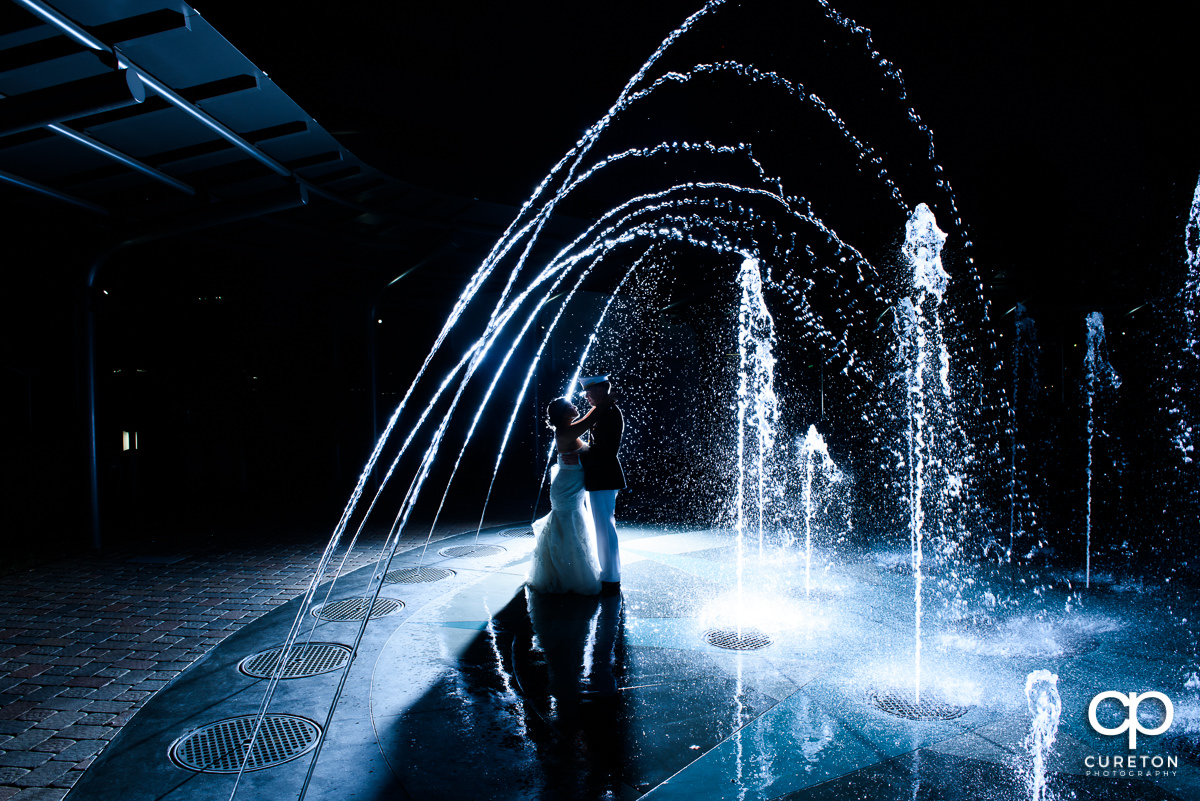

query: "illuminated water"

left=1083, top=311, right=1121, bottom=589
left=894, top=202, right=954, bottom=702
left=733, top=254, right=779, bottom=602
left=216, top=3, right=1196, bottom=798
left=1023, top=669, right=1062, bottom=801
left=1009, top=302, right=1040, bottom=565
left=798, top=424, right=840, bottom=597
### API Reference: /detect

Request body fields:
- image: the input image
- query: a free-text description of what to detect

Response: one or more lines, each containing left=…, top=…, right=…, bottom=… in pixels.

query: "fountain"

left=1023, top=669, right=1062, bottom=801
left=1008, top=302, right=1042, bottom=568
left=798, top=424, right=842, bottom=597
left=68, top=4, right=1200, bottom=801
left=1083, top=311, right=1121, bottom=588
left=732, top=255, right=780, bottom=588
left=893, top=202, right=956, bottom=702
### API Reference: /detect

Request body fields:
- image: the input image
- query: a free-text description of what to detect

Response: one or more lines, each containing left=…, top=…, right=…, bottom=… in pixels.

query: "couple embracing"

left=528, top=375, right=624, bottom=598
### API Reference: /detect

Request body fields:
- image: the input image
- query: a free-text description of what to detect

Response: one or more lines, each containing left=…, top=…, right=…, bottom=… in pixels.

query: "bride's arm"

left=555, top=405, right=596, bottom=439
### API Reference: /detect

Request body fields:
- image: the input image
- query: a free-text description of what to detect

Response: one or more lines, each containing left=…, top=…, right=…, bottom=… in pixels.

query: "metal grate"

left=500, top=526, right=535, bottom=538
left=704, top=627, right=772, bottom=651
left=168, top=714, right=320, bottom=773
left=867, top=688, right=969, bottom=721
left=238, top=643, right=352, bottom=679
left=438, top=544, right=505, bottom=558
left=1167, top=734, right=1200, bottom=766
left=384, top=567, right=455, bottom=584
left=311, top=597, right=403, bottom=621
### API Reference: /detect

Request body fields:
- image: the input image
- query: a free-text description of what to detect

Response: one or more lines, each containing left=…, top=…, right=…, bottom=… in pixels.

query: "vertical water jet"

left=894, top=202, right=951, bottom=702
left=1083, top=311, right=1120, bottom=588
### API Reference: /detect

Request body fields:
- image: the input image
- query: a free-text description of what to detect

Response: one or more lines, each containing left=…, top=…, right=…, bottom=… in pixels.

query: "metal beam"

left=48, top=123, right=196, bottom=195
left=0, top=167, right=108, bottom=214
left=14, top=0, right=291, bottom=177
left=0, top=69, right=146, bottom=138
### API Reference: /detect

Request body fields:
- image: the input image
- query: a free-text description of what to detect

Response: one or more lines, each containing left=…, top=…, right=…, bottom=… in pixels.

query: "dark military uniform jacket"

left=581, top=402, right=626, bottom=491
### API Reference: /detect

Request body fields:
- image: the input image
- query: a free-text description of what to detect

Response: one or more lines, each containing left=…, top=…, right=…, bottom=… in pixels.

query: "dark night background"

left=2, top=1, right=1197, bottom=567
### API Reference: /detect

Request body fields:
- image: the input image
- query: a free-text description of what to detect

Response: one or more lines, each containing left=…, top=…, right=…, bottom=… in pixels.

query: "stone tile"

left=0, top=785, right=18, bottom=800
left=49, top=739, right=104, bottom=763
left=49, top=769, right=82, bottom=789
left=33, top=668, right=75, bottom=678
left=8, top=787, right=68, bottom=800
left=0, top=750, right=51, bottom=768
left=16, top=675, right=67, bottom=687
left=106, top=710, right=138, bottom=727
left=72, top=753, right=98, bottom=771
left=79, top=701, right=130, bottom=714
left=29, top=712, right=84, bottom=731
left=7, top=666, right=49, bottom=680
left=31, top=699, right=87, bottom=713
left=6, top=688, right=61, bottom=704
left=71, top=713, right=114, bottom=727
left=46, top=658, right=90, bottom=668
left=52, top=725, right=111, bottom=741
left=90, top=667, right=128, bottom=679
left=0, top=729, right=52, bottom=750
left=0, top=766, right=30, bottom=784
left=63, top=677, right=110, bottom=689
left=13, top=709, right=55, bottom=723
left=0, top=647, right=34, bottom=659
left=0, top=702, right=37, bottom=721
left=29, top=739, right=74, bottom=754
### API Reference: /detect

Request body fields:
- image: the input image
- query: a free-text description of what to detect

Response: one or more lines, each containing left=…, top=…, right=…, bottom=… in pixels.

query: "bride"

left=527, top=397, right=602, bottom=595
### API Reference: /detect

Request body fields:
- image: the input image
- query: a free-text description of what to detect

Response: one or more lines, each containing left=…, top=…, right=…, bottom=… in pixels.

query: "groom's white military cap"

left=579, top=375, right=610, bottom=389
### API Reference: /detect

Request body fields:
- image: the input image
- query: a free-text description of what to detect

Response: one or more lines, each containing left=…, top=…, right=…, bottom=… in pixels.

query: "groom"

left=579, top=375, right=625, bottom=597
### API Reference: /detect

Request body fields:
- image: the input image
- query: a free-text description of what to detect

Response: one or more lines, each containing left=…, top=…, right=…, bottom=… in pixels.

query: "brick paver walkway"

left=0, top=523, right=478, bottom=800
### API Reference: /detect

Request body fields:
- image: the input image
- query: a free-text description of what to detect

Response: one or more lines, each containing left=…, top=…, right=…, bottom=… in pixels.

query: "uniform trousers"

left=588, top=489, right=620, bottom=582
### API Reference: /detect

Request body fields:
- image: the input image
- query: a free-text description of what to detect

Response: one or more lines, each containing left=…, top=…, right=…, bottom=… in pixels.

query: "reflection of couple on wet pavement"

left=524, top=377, right=628, bottom=793
left=528, top=374, right=625, bottom=598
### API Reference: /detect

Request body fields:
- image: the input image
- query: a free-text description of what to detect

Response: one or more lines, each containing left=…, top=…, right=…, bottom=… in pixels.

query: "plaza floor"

left=5, top=523, right=1197, bottom=800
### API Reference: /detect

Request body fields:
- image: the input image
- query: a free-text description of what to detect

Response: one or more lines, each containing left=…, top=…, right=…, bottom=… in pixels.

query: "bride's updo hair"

left=546, top=397, right=573, bottom=430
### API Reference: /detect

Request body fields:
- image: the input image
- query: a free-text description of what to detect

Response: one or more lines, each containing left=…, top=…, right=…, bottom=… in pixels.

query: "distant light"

left=122, top=431, right=138, bottom=451
left=377, top=319, right=383, bottom=324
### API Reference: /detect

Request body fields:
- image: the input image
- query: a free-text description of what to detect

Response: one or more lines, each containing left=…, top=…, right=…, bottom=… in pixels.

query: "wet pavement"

left=29, top=525, right=1200, bottom=800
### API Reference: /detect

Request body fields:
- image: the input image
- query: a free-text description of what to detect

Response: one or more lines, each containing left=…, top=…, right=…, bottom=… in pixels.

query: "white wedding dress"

left=527, top=448, right=602, bottom=595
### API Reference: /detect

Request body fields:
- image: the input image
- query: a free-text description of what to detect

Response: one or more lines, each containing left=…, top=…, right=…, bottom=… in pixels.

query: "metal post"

left=83, top=247, right=118, bottom=550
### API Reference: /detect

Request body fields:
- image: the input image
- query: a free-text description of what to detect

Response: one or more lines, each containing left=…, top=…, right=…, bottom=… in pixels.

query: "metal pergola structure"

left=0, top=0, right=545, bottom=549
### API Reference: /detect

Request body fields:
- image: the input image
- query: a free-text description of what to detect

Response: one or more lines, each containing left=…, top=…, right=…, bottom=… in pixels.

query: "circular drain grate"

left=439, top=544, right=505, bottom=558
left=238, top=643, right=352, bottom=679
left=500, top=526, right=535, bottom=538
left=384, top=567, right=455, bottom=584
left=311, top=597, right=403, bottom=621
left=704, top=627, right=773, bottom=651
left=1167, top=734, right=1200, bottom=766
left=168, top=714, right=320, bottom=773
left=868, top=688, right=970, bottom=721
